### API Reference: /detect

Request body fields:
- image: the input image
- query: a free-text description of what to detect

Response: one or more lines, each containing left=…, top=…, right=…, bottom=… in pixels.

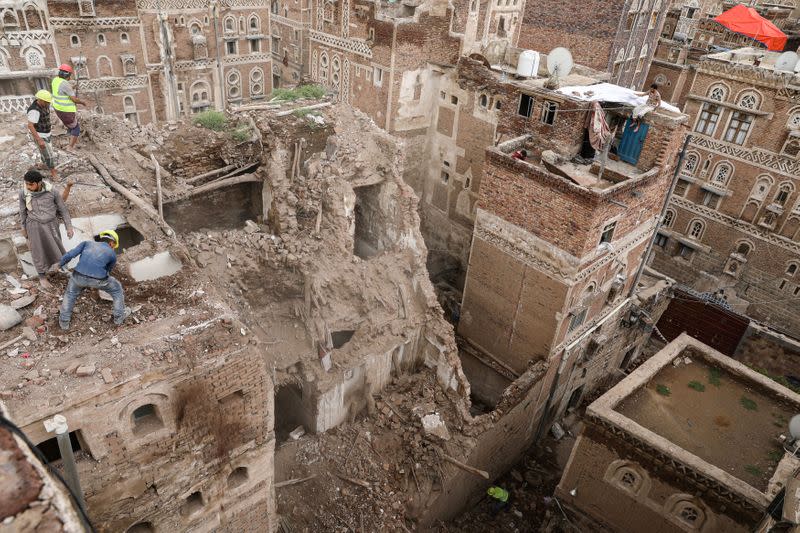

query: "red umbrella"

left=714, top=4, right=787, bottom=51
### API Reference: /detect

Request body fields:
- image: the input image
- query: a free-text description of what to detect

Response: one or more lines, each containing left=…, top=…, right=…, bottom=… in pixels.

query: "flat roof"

left=588, top=333, right=800, bottom=506
left=616, top=355, right=793, bottom=491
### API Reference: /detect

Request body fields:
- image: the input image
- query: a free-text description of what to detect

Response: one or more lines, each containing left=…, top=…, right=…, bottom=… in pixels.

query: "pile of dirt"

left=276, top=369, right=470, bottom=532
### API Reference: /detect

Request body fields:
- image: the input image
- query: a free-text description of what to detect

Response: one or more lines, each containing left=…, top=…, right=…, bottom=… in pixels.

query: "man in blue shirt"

left=58, top=229, right=129, bottom=330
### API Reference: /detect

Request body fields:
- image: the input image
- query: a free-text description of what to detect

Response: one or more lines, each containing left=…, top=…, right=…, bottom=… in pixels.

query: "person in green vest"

left=51, top=64, right=87, bottom=150
left=26, top=90, right=57, bottom=181
left=487, top=485, right=510, bottom=515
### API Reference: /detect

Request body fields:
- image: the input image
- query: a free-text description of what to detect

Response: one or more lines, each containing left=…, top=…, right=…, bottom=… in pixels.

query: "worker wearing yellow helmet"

left=26, top=89, right=58, bottom=180
left=58, top=229, right=130, bottom=330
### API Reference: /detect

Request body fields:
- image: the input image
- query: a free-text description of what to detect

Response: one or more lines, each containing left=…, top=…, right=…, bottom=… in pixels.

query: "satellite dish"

left=790, top=414, right=800, bottom=441
left=547, top=47, right=574, bottom=78
left=775, top=51, right=799, bottom=72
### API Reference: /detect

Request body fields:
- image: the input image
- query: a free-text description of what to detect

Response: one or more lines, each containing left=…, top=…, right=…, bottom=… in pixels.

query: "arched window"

left=224, top=16, right=235, bottom=32
left=786, top=263, right=797, bottom=276
left=123, top=96, right=135, bottom=111
left=479, top=94, right=488, bottom=108
left=1, top=9, right=19, bottom=28
left=683, top=152, right=698, bottom=175
left=120, top=32, right=130, bottom=44
left=751, top=176, right=773, bottom=201
left=663, top=208, right=675, bottom=227
left=249, top=14, right=260, bottom=31
left=671, top=500, right=705, bottom=529
left=228, top=466, right=249, bottom=488
left=775, top=182, right=793, bottom=206
left=190, top=23, right=202, bottom=35
left=737, top=90, right=760, bottom=110
left=70, top=34, right=81, bottom=47
left=23, top=3, right=43, bottom=30
left=23, top=46, right=44, bottom=69
left=688, top=219, right=704, bottom=239
left=131, top=404, right=163, bottom=436
left=789, top=109, right=800, bottom=131
left=97, top=33, right=107, bottom=46
left=271, top=0, right=279, bottom=14
left=711, top=162, right=731, bottom=185
left=707, top=84, right=727, bottom=101
left=97, top=56, right=113, bottom=77
left=604, top=461, right=650, bottom=496
left=735, top=241, right=751, bottom=257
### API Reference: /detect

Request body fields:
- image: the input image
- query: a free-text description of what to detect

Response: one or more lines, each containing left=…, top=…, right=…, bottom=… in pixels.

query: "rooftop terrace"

left=589, top=334, right=800, bottom=505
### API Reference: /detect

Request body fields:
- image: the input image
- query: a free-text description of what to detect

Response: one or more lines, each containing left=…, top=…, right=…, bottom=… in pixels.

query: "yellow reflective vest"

left=51, top=77, right=76, bottom=113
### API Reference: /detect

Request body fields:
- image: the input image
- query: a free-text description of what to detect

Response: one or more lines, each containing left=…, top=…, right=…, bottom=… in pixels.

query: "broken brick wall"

left=10, top=341, right=275, bottom=533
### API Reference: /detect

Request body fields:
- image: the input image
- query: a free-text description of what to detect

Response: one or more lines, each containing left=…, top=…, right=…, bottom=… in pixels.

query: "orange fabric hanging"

left=714, top=4, right=787, bottom=52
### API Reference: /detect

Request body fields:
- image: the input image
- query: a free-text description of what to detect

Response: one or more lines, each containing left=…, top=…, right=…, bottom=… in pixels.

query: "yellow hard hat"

left=35, top=90, right=52, bottom=103
left=98, top=230, right=119, bottom=249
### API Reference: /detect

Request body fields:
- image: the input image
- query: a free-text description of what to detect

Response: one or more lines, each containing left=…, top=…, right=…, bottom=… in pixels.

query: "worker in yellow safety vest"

left=487, top=485, right=510, bottom=515
left=51, top=64, right=87, bottom=150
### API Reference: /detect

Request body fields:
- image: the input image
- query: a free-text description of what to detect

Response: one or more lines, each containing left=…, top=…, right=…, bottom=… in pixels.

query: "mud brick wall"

left=15, top=341, right=275, bottom=533
left=517, top=0, right=626, bottom=72
left=479, top=152, right=672, bottom=259
left=733, top=325, right=800, bottom=383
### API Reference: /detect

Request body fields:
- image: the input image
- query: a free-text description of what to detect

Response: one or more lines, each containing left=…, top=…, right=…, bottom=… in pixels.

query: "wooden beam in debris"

left=441, top=453, right=489, bottom=480
left=185, top=164, right=238, bottom=185
left=169, top=174, right=262, bottom=202
left=274, top=102, right=331, bottom=117
left=274, top=475, right=316, bottom=488
left=87, top=154, right=174, bottom=237
left=187, top=162, right=260, bottom=188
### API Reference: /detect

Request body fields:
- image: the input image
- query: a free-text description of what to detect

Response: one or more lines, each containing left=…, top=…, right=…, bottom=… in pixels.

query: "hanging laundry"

left=588, top=101, right=611, bottom=152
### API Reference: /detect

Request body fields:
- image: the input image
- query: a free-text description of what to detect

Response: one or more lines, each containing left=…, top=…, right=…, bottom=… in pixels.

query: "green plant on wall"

left=271, top=85, right=325, bottom=101
left=192, top=110, right=227, bottom=131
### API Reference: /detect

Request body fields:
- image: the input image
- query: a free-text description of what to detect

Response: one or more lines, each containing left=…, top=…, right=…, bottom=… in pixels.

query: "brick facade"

left=518, top=0, right=666, bottom=90
left=1, top=0, right=273, bottom=123
left=649, top=50, right=800, bottom=336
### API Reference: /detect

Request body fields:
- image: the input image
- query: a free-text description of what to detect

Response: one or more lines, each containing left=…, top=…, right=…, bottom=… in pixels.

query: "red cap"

left=58, top=63, right=73, bottom=73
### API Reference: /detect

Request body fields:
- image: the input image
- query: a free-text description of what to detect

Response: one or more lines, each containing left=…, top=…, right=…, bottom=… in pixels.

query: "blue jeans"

left=59, top=272, right=125, bottom=326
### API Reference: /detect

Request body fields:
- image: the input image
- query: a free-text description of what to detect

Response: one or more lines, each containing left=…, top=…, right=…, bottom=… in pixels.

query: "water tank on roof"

left=516, top=50, right=540, bottom=78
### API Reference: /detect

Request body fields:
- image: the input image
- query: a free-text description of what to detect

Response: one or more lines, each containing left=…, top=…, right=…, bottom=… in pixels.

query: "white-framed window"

left=707, top=83, right=727, bottom=102
left=373, top=66, right=383, bottom=87
left=737, top=90, right=760, bottom=110
left=695, top=103, right=721, bottom=135
left=751, top=175, right=773, bottom=201
left=97, top=33, right=106, bottom=46
left=541, top=101, right=557, bottom=125
left=120, top=32, right=130, bottom=44
left=687, top=219, right=704, bottom=239
left=663, top=208, right=675, bottom=227
left=711, top=162, right=731, bottom=185
left=724, top=111, right=753, bottom=145
left=224, top=16, right=236, bottom=33
left=518, top=93, right=533, bottom=117
left=70, top=34, right=81, bottom=47
left=775, top=182, right=794, bottom=206
left=683, top=152, right=698, bottom=175
left=249, top=14, right=260, bottom=32
left=599, top=221, right=616, bottom=244
left=787, top=263, right=798, bottom=276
